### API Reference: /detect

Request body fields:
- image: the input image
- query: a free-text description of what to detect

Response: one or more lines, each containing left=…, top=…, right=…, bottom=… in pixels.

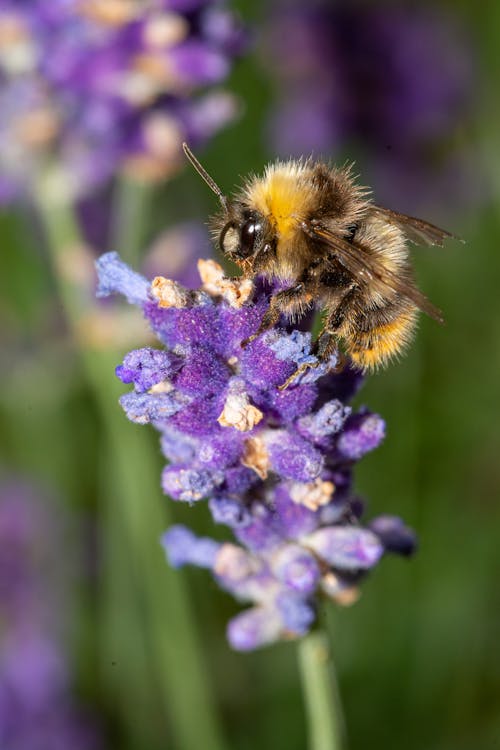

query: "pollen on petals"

left=214, top=543, right=257, bottom=581
left=289, top=478, right=335, bottom=511
left=198, top=258, right=254, bottom=308
left=321, top=572, right=360, bottom=606
left=241, top=436, right=270, bottom=479
left=217, top=384, right=263, bottom=431
left=151, top=276, right=190, bottom=308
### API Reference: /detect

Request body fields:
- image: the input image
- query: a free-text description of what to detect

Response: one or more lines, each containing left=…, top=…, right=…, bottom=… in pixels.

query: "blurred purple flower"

left=0, top=480, right=101, bottom=749
left=143, top=221, right=213, bottom=288
left=0, top=0, right=245, bottom=202
left=265, top=2, right=478, bottom=216
left=96, top=252, right=416, bottom=650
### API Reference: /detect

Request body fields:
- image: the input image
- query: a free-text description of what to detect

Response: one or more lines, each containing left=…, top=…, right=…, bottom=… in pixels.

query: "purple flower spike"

left=0, top=1, right=245, bottom=201
left=99, top=254, right=416, bottom=650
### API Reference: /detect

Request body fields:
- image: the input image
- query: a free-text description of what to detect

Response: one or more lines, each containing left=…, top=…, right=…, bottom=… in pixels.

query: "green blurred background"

left=1, top=1, right=499, bottom=749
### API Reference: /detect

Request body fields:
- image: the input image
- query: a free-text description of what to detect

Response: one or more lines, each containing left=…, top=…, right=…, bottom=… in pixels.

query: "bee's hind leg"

left=311, top=285, right=358, bottom=373
left=278, top=360, right=319, bottom=391
left=313, top=331, right=346, bottom=373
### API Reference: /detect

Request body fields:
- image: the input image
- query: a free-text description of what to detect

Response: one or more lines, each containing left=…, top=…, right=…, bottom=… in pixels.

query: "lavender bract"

left=97, top=252, right=416, bottom=650
left=0, top=0, right=245, bottom=201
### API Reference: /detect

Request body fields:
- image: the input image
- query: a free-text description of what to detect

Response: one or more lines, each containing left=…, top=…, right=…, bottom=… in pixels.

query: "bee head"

left=219, top=208, right=267, bottom=264
left=182, top=143, right=273, bottom=271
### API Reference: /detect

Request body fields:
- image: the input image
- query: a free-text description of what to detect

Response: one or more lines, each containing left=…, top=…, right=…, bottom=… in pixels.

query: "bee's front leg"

left=241, top=282, right=313, bottom=348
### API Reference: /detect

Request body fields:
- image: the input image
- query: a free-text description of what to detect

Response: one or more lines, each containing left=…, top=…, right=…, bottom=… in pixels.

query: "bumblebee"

left=183, top=143, right=454, bottom=385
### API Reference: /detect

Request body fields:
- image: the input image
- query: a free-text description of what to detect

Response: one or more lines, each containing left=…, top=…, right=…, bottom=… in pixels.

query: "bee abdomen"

left=346, top=305, right=418, bottom=370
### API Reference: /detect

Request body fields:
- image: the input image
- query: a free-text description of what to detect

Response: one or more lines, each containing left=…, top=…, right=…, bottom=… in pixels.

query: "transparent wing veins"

left=301, top=220, right=444, bottom=324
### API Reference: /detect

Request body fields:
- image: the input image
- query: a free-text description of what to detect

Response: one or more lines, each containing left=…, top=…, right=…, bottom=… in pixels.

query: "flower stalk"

left=298, top=630, right=345, bottom=750
left=111, top=177, right=153, bottom=266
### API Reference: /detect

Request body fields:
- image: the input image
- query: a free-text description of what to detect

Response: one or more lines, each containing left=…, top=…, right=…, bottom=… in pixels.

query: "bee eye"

left=239, top=219, right=261, bottom=258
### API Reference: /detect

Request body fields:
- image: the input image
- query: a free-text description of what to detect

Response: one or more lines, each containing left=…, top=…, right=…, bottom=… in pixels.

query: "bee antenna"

left=182, top=142, right=227, bottom=209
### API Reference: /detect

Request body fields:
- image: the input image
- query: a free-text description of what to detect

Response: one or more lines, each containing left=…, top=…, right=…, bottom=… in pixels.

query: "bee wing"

left=370, top=205, right=457, bottom=247
left=303, top=221, right=444, bottom=324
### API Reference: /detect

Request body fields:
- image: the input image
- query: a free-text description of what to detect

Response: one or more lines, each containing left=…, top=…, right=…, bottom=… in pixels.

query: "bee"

left=183, top=143, right=454, bottom=387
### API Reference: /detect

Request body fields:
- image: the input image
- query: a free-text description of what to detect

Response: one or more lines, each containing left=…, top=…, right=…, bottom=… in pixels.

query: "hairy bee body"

left=183, top=145, right=451, bottom=378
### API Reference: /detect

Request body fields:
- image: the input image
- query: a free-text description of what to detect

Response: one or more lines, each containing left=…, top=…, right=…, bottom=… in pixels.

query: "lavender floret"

left=162, top=525, right=220, bottom=569
left=98, top=254, right=416, bottom=650
left=116, top=348, right=181, bottom=392
left=96, top=252, right=150, bottom=305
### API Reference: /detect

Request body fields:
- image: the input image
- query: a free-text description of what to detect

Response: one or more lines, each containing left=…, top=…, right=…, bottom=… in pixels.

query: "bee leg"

left=240, top=305, right=282, bottom=348
left=310, top=285, right=357, bottom=371
left=279, top=282, right=355, bottom=388
left=313, top=332, right=346, bottom=373
left=241, top=283, right=312, bottom=348
left=278, top=360, right=319, bottom=390
left=278, top=337, right=346, bottom=390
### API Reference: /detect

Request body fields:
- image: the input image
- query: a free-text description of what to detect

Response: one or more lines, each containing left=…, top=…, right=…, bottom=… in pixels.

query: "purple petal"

left=305, top=526, right=384, bottom=570
left=227, top=606, right=282, bottom=651
left=298, top=400, right=352, bottom=442
left=116, top=348, right=181, bottom=392
left=119, top=391, right=185, bottom=424
left=161, top=525, right=220, bottom=569
left=276, top=592, right=315, bottom=635
left=271, top=545, right=320, bottom=594
left=95, top=252, right=149, bottom=305
left=336, top=412, right=385, bottom=460
left=369, top=515, right=417, bottom=556
left=161, top=465, right=223, bottom=503
left=209, top=496, right=251, bottom=528
left=268, top=433, right=323, bottom=482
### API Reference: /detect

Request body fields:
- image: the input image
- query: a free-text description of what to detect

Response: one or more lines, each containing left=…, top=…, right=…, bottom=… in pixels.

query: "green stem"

left=111, top=176, right=152, bottom=265
left=298, top=630, right=346, bottom=750
left=36, top=190, right=226, bottom=750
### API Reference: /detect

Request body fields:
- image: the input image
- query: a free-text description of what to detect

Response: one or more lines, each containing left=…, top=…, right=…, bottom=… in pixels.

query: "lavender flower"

left=97, top=252, right=416, bottom=650
left=0, top=479, right=101, bottom=749
left=0, top=1, right=245, bottom=201
left=265, top=2, right=476, bottom=214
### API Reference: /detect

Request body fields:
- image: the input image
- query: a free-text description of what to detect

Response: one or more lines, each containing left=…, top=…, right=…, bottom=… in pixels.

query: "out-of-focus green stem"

left=35, top=189, right=227, bottom=750
left=111, top=176, right=152, bottom=265
left=298, top=631, right=345, bottom=750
